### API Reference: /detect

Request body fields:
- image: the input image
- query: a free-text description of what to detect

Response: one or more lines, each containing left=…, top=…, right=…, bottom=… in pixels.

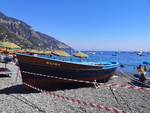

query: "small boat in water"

left=17, top=54, right=119, bottom=90
left=137, top=51, right=144, bottom=56
left=143, top=60, right=150, bottom=66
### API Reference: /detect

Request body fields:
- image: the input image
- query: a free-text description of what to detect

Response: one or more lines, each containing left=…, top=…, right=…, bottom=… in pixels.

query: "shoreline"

left=0, top=63, right=150, bottom=113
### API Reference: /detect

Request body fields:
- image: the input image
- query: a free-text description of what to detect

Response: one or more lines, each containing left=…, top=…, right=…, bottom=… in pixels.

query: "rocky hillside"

left=0, top=11, right=73, bottom=51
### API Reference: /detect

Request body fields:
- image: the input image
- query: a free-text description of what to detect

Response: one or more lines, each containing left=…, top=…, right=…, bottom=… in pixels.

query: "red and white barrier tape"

left=97, top=83, right=149, bottom=91
left=0, top=72, right=15, bottom=75
left=23, top=82, right=127, bottom=113
left=96, top=83, right=150, bottom=96
left=21, top=71, right=150, bottom=93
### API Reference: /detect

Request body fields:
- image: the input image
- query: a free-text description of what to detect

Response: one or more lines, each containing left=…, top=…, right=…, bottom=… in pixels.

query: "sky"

left=0, top=0, right=150, bottom=51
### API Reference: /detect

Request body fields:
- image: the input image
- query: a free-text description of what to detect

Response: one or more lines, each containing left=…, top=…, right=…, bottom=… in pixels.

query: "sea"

left=49, top=51, right=150, bottom=78
left=72, top=51, right=150, bottom=78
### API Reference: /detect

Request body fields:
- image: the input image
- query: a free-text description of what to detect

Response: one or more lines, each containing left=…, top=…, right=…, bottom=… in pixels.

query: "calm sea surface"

left=49, top=51, right=150, bottom=77
left=73, top=51, right=150, bottom=77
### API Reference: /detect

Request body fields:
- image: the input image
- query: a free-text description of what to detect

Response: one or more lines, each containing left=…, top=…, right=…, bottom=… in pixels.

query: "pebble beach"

left=0, top=63, right=150, bottom=113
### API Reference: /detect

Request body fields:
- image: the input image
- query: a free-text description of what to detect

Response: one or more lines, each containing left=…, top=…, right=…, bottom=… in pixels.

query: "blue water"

left=84, top=51, right=150, bottom=77
left=47, top=51, right=150, bottom=77
left=72, top=51, right=150, bottom=77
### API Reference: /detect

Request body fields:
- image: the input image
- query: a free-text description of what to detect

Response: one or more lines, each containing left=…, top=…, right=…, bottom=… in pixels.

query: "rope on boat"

left=23, top=82, right=127, bottom=113
left=21, top=71, right=95, bottom=84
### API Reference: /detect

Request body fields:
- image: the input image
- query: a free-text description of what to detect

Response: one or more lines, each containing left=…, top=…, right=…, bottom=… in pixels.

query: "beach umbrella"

left=26, top=49, right=40, bottom=54
left=0, top=48, right=7, bottom=53
left=0, top=48, right=7, bottom=51
left=74, top=51, right=88, bottom=58
left=14, top=49, right=26, bottom=53
left=74, top=51, right=88, bottom=61
left=0, top=42, right=21, bottom=68
left=52, top=50, right=70, bottom=57
left=0, top=48, right=17, bottom=54
left=0, top=41, right=21, bottom=50
left=42, top=51, right=52, bottom=55
left=25, top=49, right=51, bottom=55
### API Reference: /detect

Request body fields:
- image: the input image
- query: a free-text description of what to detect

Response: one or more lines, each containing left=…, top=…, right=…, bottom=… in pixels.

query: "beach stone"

left=0, top=63, right=150, bottom=113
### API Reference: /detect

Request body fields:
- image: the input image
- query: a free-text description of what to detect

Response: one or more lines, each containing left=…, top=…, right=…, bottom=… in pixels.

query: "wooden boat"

left=17, top=54, right=119, bottom=90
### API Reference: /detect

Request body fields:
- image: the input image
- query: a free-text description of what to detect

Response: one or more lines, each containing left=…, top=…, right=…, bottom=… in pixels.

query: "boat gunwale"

left=16, top=53, right=119, bottom=69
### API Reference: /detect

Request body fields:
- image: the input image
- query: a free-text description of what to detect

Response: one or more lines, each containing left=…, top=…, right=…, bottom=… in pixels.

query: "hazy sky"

left=0, top=0, right=150, bottom=51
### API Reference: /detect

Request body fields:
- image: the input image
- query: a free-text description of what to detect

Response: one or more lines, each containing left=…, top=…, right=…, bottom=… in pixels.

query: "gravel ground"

left=0, top=63, right=150, bottom=113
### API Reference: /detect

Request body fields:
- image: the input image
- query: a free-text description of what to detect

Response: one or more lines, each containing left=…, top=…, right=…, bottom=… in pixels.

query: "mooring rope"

left=9, top=94, right=46, bottom=113
left=21, top=71, right=95, bottom=84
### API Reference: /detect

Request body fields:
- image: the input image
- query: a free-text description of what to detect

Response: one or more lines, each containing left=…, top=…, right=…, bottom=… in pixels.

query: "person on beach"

left=137, top=65, right=146, bottom=83
left=144, top=65, right=147, bottom=73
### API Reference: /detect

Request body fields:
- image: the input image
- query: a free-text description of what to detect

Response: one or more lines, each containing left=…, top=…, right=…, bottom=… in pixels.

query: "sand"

left=0, top=63, right=150, bottom=113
